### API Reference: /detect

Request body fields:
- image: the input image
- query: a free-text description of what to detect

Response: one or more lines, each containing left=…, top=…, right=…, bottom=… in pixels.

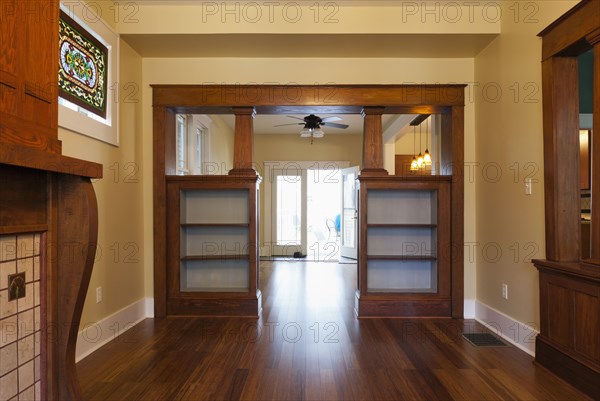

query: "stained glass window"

left=58, top=11, right=108, bottom=118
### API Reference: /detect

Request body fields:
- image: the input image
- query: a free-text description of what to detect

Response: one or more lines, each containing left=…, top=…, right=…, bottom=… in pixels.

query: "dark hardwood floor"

left=77, top=261, right=590, bottom=400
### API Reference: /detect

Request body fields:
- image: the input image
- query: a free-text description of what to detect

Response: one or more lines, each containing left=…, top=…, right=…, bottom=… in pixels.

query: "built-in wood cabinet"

left=355, top=176, right=452, bottom=317
left=166, top=175, right=261, bottom=316
left=535, top=1, right=600, bottom=398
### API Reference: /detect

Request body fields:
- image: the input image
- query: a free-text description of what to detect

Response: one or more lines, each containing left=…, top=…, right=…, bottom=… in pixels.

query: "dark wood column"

left=229, top=107, right=257, bottom=176
left=360, top=106, right=388, bottom=176
left=541, top=57, right=581, bottom=262
left=591, top=36, right=600, bottom=260
left=442, top=106, right=465, bottom=318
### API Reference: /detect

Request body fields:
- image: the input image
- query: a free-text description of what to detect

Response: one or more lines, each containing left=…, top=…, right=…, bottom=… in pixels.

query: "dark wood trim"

left=592, top=42, right=600, bottom=260
left=355, top=292, right=452, bottom=317
left=152, top=84, right=466, bottom=109
left=538, top=0, right=597, bottom=60
left=361, top=106, right=387, bottom=175
left=153, top=106, right=174, bottom=317
left=541, top=57, right=581, bottom=262
left=535, top=336, right=600, bottom=399
left=537, top=3, right=600, bottom=397
left=0, top=142, right=102, bottom=178
left=229, top=107, right=257, bottom=176
left=449, top=106, right=464, bottom=318
left=55, top=176, right=98, bottom=400
left=153, top=84, right=465, bottom=319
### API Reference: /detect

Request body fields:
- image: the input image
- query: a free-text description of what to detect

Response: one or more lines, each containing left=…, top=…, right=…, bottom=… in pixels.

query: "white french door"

left=340, top=166, right=359, bottom=259
left=265, top=161, right=350, bottom=258
left=271, top=168, right=307, bottom=256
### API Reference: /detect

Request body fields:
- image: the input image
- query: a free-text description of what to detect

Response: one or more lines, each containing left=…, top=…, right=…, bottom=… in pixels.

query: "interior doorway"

left=266, top=161, right=352, bottom=261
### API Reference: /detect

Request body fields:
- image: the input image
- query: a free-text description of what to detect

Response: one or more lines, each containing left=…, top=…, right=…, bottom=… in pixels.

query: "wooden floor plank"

left=77, top=261, right=591, bottom=401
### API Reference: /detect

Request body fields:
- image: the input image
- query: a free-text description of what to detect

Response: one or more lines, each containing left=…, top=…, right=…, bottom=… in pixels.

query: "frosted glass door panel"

left=181, top=260, right=249, bottom=292
left=368, top=190, right=437, bottom=224
left=367, top=227, right=436, bottom=256
left=182, top=190, right=249, bottom=224
left=182, top=226, right=250, bottom=257
left=276, top=176, right=302, bottom=245
left=367, top=260, right=437, bottom=293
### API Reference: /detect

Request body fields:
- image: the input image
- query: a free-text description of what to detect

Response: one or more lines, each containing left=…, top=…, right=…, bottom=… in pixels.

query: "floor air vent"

left=462, top=332, right=507, bottom=347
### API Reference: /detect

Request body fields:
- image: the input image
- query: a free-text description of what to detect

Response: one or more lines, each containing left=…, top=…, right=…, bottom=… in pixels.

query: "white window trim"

left=190, top=115, right=212, bottom=175
left=176, top=115, right=189, bottom=175
left=58, top=1, right=120, bottom=146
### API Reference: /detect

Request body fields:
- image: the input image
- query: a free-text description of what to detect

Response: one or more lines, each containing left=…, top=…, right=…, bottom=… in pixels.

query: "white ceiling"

left=219, top=113, right=397, bottom=135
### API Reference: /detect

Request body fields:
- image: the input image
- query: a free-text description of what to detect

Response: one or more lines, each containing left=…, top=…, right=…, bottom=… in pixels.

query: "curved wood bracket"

left=54, top=176, right=99, bottom=400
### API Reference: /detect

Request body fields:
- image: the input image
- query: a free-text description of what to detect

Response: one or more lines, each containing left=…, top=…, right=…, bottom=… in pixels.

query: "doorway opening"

left=267, top=162, right=358, bottom=262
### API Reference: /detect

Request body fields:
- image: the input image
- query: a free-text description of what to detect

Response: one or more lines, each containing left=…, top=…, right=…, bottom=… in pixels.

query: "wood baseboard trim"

left=167, top=291, right=262, bottom=317
left=535, top=336, right=600, bottom=399
left=355, top=291, right=451, bottom=317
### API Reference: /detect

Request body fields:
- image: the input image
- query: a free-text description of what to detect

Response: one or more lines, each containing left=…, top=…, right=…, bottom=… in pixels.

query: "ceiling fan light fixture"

left=300, top=127, right=312, bottom=137
left=312, top=128, right=325, bottom=138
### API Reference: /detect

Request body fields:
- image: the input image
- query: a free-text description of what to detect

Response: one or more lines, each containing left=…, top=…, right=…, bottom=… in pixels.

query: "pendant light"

left=416, top=123, right=424, bottom=168
left=410, top=125, right=418, bottom=171
left=423, top=117, right=432, bottom=166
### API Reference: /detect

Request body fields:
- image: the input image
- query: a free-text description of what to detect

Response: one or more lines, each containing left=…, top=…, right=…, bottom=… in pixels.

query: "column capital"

left=232, top=107, right=256, bottom=118
left=361, top=106, right=386, bottom=117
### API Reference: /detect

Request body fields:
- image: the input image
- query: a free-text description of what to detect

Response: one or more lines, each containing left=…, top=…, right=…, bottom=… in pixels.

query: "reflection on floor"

left=76, top=261, right=589, bottom=401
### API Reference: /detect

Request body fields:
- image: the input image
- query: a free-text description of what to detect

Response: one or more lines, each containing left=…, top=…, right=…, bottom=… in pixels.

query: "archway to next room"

left=152, top=84, right=465, bottom=320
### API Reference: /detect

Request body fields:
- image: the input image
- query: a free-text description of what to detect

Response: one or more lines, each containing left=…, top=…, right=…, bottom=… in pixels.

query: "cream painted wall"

left=58, top=39, right=145, bottom=325
left=142, top=57, right=477, bottom=301
left=207, top=115, right=235, bottom=173
left=474, top=1, right=578, bottom=326
left=117, top=2, right=501, bottom=35
left=254, top=133, right=362, bottom=244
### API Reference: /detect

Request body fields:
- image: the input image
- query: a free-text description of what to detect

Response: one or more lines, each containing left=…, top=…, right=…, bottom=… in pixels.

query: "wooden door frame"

left=152, top=84, right=466, bottom=318
left=533, top=1, right=599, bottom=398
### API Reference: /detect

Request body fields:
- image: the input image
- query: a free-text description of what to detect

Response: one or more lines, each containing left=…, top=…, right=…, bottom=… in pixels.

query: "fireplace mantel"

left=1, top=145, right=102, bottom=401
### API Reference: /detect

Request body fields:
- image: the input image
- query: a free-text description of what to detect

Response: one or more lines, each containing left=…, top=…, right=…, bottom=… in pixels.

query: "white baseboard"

left=145, top=297, right=155, bottom=318
left=76, top=297, right=152, bottom=362
left=464, top=299, right=476, bottom=318
left=474, top=300, right=538, bottom=356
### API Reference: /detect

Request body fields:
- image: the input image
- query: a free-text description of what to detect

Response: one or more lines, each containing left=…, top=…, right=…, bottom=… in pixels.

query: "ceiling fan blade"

left=322, top=122, right=349, bottom=129
left=273, top=123, right=304, bottom=127
left=320, top=116, right=342, bottom=122
left=285, top=115, right=307, bottom=121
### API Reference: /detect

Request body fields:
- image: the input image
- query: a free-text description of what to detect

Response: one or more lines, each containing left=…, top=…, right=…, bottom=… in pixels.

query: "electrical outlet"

left=8, top=272, right=26, bottom=301
left=525, top=178, right=532, bottom=195
left=96, top=287, right=102, bottom=303
left=502, top=283, right=508, bottom=300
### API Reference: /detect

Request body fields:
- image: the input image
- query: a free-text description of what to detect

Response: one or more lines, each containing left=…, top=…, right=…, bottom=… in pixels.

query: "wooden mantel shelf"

left=0, top=142, right=102, bottom=178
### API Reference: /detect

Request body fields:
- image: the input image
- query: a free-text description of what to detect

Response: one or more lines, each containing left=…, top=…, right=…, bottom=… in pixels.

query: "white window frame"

left=190, top=115, right=212, bottom=175
left=58, top=1, right=120, bottom=146
left=176, top=115, right=189, bottom=175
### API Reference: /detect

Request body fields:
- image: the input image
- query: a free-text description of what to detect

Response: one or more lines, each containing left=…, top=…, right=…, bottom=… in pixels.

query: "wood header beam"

left=152, top=84, right=466, bottom=109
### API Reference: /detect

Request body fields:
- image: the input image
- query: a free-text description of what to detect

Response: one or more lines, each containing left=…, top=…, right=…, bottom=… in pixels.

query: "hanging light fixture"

left=300, top=127, right=312, bottom=138
left=423, top=116, right=432, bottom=166
left=416, top=122, right=424, bottom=168
left=410, top=125, right=419, bottom=171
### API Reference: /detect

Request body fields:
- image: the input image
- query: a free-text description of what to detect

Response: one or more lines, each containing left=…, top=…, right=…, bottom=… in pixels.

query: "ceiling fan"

left=274, top=114, right=349, bottom=143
